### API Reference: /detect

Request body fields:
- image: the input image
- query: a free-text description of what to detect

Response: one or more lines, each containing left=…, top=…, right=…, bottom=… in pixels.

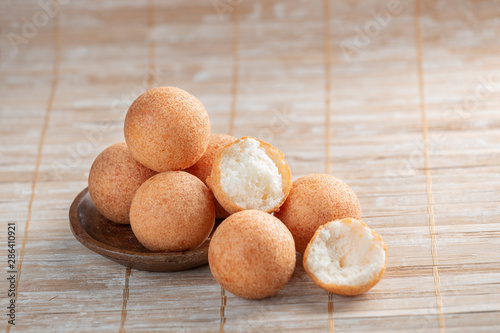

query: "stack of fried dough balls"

left=89, top=86, right=215, bottom=253
left=88, top=86, right=386, bottom=300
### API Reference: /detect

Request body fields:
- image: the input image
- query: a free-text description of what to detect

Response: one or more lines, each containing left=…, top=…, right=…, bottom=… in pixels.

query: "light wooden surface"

left=1, top=0, right=500, bottom=332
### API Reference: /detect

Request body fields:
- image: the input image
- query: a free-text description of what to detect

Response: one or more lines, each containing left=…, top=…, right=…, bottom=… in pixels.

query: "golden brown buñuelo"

left=274, top=173, right=362, bottom=253
left=124, top=86, right=211, bottom=172
left=88, top=142, right=157, bottom=224
left=208, top=210, right=296, bottom=299
left=130, top=171, right=215, bottom=252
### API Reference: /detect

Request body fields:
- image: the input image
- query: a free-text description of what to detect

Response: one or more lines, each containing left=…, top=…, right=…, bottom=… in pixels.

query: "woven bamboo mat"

left=1, top=0, right=500, bottom=331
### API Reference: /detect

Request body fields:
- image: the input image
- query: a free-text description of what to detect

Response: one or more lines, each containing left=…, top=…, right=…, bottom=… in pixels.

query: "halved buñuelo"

left=186, top=133, right=237, bottom=218
left=207, top=137, right=292, bottom=214
left=303, top=218, right=386, bottom=296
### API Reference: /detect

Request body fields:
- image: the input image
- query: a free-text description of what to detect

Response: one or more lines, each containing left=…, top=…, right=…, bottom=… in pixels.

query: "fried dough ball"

left=207, top=137, right=292, bottom=214
left=88, top=142, right=157, bottom=224
left=130, top=171, right=215, bottom=252
left=303, top=218, right=386, bottom=296
left=274, top=173, right=362, bottom=253
left=124, top=86, right=211, bottom=172
left=208, top=210, right=296, bottom=299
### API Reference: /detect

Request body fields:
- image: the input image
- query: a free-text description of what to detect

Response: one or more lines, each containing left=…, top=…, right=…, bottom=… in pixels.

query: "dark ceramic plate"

left=69, top=188, right=213, bottom=272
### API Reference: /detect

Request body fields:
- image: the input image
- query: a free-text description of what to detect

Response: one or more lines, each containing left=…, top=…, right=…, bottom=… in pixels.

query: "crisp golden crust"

left=124, top=86, right=211, bottom=172
left=88, top=142, right=157, bottom=224
left=303, top=219, right=387, bottom=296
left=206, top=136, right=292, bottom=214
left=274, top=173, right=362, bottom=253
left=129, top=171, right=215, bottom=252
left=208, top=210, right=296, bottom=299
left=185, top=133, right=237, bottom=218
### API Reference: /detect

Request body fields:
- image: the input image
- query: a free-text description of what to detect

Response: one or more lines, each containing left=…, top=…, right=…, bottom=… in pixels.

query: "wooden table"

left=1, top=0, right=500, bottom=331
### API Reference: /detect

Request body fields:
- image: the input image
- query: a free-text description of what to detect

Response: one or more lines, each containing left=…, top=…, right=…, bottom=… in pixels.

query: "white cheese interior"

left=220, top=138, right=283, bottom=211
left=305, top=219, right=385, bottom=286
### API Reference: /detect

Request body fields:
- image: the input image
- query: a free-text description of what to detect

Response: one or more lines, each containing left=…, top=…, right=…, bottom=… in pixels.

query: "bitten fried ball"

left=129, top=171, right=215, bottom=252
left=88, top=142, right=157, bottom=224
left=208, top=210, right=296, bottom=300
left=186, top=133, right=237, bottom=218
left=303, top=218, right=387, bottom=296
left=124, top=86, right=211, bottom=172
left=207, top=137, right=292, bottom=215
left=274, top=173, right=362, bottom=254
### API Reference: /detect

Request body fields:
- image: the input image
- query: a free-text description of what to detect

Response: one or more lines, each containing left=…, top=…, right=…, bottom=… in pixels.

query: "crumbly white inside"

left=305, top=219, right=385, bottom=286
left=220, top=138, right=283, bottom=211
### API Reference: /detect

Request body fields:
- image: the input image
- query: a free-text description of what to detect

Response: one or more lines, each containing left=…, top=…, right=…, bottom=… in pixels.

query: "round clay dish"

left=69, top=188, right=217, bottom=272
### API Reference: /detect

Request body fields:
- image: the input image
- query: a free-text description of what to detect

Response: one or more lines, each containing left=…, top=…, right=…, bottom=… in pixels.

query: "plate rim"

left=69, top=187, right=210, bottom=262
